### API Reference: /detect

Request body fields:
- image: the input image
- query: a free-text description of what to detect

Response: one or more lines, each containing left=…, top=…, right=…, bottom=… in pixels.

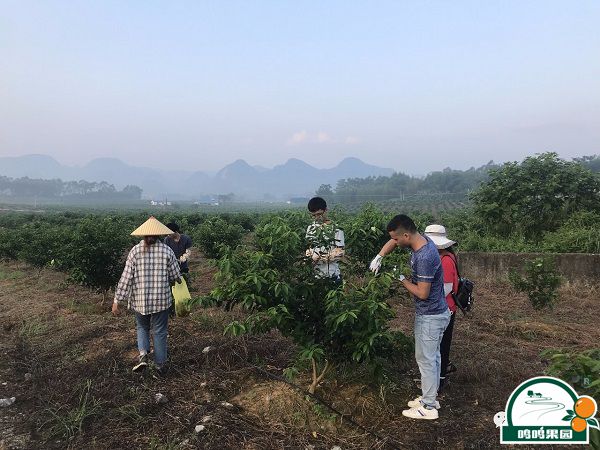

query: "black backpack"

left=443, top=255, right=474, bottom=315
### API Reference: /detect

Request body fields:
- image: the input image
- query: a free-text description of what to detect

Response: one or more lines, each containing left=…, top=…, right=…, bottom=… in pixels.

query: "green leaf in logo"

left=562, top=414, right=574, bottom=421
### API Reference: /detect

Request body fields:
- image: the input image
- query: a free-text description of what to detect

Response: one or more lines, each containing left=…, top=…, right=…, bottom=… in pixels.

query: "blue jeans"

left=414, top=309, right=451, bottom=408
left=135, top=309, right=169, bottom=366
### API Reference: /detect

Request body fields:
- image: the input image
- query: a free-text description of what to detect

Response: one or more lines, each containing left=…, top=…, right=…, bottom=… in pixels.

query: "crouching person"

left=112, top=216, right=181, bottom=375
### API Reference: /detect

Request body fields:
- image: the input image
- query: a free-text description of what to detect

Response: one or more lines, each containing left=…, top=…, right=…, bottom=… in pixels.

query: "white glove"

left=369, top=254, right=383, bottom=274
left=179, top=249, right=191, bottom=263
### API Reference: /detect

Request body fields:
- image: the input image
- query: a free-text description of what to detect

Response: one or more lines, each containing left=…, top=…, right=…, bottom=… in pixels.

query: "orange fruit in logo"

left=575, top=396, right=597, bottom=419
left=571, top=417, right=587, bottom=433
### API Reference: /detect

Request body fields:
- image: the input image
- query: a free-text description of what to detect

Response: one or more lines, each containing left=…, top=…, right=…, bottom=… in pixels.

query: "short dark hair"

left=386, top=214, right=417, bottom=234
left=166, top=222, right=180, bottom=233
left=307, top=197, right=327, bottom=212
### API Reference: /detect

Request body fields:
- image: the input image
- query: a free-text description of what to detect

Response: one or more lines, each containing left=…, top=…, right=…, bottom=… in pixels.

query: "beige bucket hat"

left=424, top=224, right=456, bottom=249
left=131, top=216, right=174, bottom=236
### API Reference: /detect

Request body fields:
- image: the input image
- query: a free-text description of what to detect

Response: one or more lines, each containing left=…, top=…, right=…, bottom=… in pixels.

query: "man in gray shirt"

left=370, top=214, right=450, bottom=420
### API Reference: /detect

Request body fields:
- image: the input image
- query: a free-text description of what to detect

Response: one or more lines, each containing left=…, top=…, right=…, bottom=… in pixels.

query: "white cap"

left=424, top=224, right=456, bottom=249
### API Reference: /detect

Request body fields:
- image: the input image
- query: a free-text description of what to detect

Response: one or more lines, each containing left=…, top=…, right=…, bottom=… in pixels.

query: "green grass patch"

left=117, top=404, right=144, bottom=425
left=40, top=380, right=102, bottom=440
left=67, top=299, right=103, bottom=315
left=19, top=318, right=48, bottom=340
left=62, top=343, right=86, bottom=364
left=0, top=268, right=25, bottom=280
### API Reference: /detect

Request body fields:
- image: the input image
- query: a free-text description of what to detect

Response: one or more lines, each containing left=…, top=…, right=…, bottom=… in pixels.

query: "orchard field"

left=1, top=153, right=600, bottom=449
left=1, top=244, right=598, bottom=449
left=0, top=204, right=599, bottom=449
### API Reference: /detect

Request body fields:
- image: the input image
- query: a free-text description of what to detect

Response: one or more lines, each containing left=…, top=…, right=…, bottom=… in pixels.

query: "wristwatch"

left=398, top=274, right=406, bottom=282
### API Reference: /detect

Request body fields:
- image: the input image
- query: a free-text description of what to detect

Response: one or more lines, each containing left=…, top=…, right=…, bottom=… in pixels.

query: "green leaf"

left=588, top=418, right=600, bottom=428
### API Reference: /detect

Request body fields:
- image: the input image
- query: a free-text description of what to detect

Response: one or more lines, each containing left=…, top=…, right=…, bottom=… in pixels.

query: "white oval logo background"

left=510, top=380, right=574, bottom=426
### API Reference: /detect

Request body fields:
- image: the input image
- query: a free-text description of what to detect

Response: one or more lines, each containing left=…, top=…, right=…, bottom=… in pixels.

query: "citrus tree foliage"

left=509, top=257, right=562, bottom=310
left=541, top=211, right=600, bottom=254
left=193, top=217, right=245, bottom=259
left=542, top=348, right=600, bottom=399
left=340, top=204, right=419, bottom=276
left=68, top=217, right=133, bottom=299
left=342, top=204, right=389, bottom=267
left=0, top=214, right=133, bottom=299
left=205, top=216, right=404, bottom=393
left=13, top=223, right=70, bottom=268
left=471, top=152, right=600, bottom=238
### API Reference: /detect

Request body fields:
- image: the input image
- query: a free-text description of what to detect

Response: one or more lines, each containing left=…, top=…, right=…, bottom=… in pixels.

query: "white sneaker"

left=402, top=406, right=439, bottom=420
left=407, top=396, right=440, bottom=409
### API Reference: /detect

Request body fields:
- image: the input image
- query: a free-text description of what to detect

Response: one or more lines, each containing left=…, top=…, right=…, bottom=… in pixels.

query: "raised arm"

left=369, top=239, right=398, bottom=274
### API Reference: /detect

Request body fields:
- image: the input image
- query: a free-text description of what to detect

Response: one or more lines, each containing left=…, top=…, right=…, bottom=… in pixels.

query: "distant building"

left=288, top=197, right=310, bottom=205
left=149, top=200, right=172, bottom=206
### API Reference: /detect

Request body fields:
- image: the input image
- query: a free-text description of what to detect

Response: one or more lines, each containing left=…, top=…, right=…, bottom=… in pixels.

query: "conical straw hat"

left=131, top=216, right=174, bottom=236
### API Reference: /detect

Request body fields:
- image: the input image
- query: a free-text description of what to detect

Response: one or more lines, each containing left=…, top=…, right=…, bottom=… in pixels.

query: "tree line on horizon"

left=0, top=176, right=143, bottom=203
left=317, top=154, right=600, bottom=204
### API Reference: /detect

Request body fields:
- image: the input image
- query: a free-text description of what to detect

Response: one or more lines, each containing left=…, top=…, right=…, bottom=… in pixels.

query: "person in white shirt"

left=305, top=197, right=345, bottom=283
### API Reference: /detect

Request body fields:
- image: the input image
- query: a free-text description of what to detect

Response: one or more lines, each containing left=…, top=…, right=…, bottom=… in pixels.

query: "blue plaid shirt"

left=114, top=240, right=181, bottom=315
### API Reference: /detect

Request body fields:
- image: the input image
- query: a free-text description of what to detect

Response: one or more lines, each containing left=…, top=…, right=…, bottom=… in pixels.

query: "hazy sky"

left=1, top=0, right=599, bottom=174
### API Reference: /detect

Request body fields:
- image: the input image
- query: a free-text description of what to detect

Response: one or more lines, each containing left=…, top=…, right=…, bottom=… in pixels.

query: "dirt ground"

left=0, top=260, right=598, bottom=450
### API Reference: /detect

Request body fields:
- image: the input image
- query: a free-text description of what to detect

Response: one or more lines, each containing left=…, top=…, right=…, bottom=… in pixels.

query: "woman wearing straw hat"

left=112, top=217, right=181, bottom=374
left=424, top=224, right=458, bottom=391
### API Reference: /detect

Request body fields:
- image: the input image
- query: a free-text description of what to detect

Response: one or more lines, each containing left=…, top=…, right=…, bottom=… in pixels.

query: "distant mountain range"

left=0, top=154, right=394, bottom=200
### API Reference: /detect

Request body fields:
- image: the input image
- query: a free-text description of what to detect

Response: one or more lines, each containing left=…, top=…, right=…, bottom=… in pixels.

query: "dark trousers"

left=440, top=311, right=455, bottom=378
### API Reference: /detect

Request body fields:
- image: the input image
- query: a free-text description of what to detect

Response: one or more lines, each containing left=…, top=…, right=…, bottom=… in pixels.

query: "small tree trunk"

left=308, top=358, right=330, bottom=394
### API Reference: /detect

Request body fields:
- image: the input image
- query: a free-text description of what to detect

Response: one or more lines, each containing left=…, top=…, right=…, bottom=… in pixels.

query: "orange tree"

left=67, top=216, right=134, bottom=302
left=203, top=215, right=410, bottom=393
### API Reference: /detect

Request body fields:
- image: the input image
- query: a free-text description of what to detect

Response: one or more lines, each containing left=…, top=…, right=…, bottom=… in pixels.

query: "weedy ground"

left=0, top=260, right=598, bottom=450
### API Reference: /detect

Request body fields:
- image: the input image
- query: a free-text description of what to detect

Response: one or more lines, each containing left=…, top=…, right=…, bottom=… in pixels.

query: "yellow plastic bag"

left=171, top=278, right=192, bottom=317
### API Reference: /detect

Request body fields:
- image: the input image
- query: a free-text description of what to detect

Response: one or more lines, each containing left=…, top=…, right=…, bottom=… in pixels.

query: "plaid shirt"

left=114, top=240, right=181, bottom=315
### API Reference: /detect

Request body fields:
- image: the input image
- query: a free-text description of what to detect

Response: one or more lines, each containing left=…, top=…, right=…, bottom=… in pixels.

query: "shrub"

left=471, top=152, right=600, bottom=238
left=509, top=257, right=562, bottom=309
left=203, top=215, right=408, bottom=393
left=193, top=218, right=245, bottom=259
left=542, top=211, right=600, bottom=253
left=0, top=227, right=23, bottom=260
left=542, top=348, right=600, bottom=401
left=15, top=222, right=71, bottom=269
left=342, top=204, right=388, bottom=268
left=67, top=216, right=134, bottom=301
